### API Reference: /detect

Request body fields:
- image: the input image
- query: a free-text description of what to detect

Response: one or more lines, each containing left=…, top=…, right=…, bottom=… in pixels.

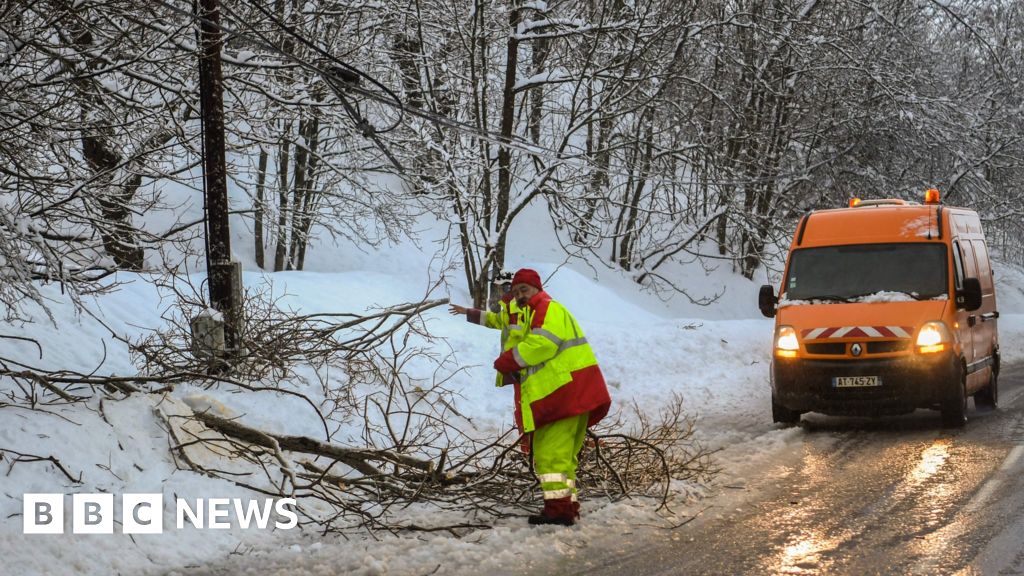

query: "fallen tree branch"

left=191, top=410, right=433, bottom=476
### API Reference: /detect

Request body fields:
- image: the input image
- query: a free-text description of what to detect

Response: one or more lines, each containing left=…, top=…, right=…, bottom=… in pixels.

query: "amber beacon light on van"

left=846, top=188, right=942, bottom=210
left=759, top=187, right=1000, bottom=427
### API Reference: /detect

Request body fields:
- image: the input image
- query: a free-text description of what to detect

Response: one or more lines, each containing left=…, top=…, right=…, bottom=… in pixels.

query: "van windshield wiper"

left=902, top=291, right=948, bottom=301
left=847, top=291, right=932, bottom=301
left=804, top=294, right=855, bottom=303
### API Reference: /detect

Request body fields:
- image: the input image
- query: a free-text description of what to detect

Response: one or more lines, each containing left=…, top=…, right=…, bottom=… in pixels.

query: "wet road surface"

left=562, top=362, right=1024, bottom=575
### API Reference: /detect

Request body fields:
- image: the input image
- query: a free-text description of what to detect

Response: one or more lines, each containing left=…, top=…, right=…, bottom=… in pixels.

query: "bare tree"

left=0, top=0, right=198, bottom=315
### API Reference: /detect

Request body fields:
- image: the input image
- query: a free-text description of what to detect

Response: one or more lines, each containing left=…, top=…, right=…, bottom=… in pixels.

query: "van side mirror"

left=957, top=277, right=982, bottom=311
left=758, top=285, right=778, bottom=318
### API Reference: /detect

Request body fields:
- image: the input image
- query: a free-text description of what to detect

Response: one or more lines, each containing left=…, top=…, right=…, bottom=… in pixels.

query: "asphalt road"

left=560, top=361, right=1024, bottom=576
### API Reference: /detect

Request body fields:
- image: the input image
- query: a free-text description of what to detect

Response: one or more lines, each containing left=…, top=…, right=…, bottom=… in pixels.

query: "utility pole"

left=196, top=0, right=242, bottom=353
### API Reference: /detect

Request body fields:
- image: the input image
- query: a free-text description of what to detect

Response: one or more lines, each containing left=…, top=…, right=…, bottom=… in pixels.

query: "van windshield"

left=783, top=243, right=948, bottom=302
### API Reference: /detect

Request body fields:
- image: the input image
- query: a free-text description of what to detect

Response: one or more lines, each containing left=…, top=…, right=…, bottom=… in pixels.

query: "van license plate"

left=833, top=376, right=881, bottom=388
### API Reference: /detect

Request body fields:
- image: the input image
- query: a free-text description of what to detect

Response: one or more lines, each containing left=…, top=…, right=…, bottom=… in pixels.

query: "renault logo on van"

left=851, top=343, right=863, bottom=357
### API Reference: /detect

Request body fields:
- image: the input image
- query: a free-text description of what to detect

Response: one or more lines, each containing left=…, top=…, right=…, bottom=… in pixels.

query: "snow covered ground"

left=2, top=208, right=1023, bottom=576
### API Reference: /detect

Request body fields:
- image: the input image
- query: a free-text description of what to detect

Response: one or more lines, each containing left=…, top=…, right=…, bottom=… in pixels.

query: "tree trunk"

left=528, top=36, right=549, bottom=144
left=254, top=146, right=268, bottom=269
left=392, top=33, right=423, bottom=108
left=577, top=103, right=612, bottom=246
left=273, top=0, right=294, bottom=272
left=64, top=3, right=145, bottom=270
left=296, top=114, right=320, bottom=271
left=274, top=122, right=292, bottom=272
left=287, top=116, right=310, bottom=270
left=473, top=0, right=493, bottom=226
left=82, top=134, right=145, bottom=270
left=617, top=118, right=654, bottom=271
left=494, top=1, right=521, bottom=275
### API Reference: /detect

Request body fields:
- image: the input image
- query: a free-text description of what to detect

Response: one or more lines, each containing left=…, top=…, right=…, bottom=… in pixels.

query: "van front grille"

left=867, top=340, right=910, bottom=354
left=804, top=340, right=911, bottom=355
left=805, top=343, right=846, bottom=355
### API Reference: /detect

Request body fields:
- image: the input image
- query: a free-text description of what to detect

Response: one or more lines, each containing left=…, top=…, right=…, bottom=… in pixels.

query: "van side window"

left=952, top=241, right=964, bottom=290
left=972, top=240, right=992, bottom=292
left=961, top=241, right=979, bottom=278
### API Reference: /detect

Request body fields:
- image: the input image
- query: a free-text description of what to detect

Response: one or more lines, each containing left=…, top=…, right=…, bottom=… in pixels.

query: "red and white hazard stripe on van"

left=801, top=326, right=913, bottom=339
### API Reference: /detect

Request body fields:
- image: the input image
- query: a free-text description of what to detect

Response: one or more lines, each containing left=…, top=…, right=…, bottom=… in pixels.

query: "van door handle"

left=968, top=315, right=977, bottom=327
left=981, top=311, right=999, bottom=321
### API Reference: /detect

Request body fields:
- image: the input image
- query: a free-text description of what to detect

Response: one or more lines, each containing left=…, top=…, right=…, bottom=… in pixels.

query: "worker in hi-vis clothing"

left=484, top=268, right=610, bottom=525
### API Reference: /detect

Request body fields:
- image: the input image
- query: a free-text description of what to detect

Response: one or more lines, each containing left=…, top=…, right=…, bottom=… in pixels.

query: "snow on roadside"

left=0, top=263, right=775, bottom=576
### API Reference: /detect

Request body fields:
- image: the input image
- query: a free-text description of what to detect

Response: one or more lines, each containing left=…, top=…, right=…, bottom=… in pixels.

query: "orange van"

left=758, top=190, right=1000, bottom=426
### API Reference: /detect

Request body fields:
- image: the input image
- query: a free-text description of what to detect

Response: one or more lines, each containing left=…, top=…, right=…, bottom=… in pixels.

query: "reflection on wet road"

left=566, top=362, right=1024, bottom=576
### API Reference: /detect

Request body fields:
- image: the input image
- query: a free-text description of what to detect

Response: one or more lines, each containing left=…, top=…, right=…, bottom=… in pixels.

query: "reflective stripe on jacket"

left=502, top=291, right=611, bottom=433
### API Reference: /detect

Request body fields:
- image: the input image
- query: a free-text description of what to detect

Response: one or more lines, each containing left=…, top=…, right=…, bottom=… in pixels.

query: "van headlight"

left=916, top=321, right=952, bottom=354
left=775, top=325, right=799, bottom=358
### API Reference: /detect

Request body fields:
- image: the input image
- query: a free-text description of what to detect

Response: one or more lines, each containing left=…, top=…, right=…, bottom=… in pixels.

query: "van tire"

left=772, top=395, right=801, bottom=425
left=941, top=368, right=968, bottom=428
left=974, top=368, right=998, bottom=411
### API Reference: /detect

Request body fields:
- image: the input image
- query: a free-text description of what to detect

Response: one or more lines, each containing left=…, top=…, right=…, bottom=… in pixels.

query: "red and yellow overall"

left=492, top=290, right=611, bottom=524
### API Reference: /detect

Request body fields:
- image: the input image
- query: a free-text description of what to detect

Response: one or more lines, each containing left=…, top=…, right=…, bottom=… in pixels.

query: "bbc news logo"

left=23, top=493, right=298, bottom=534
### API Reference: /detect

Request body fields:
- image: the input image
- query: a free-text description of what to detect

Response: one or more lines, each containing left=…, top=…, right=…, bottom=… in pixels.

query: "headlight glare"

left=775, top=325, right=799, bottom=357
left=916, top=321, right=951, bottom=354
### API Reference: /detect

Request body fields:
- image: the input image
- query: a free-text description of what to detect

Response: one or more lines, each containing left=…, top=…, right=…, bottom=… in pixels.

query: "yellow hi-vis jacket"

left=493, top=291, right=611, bottom=433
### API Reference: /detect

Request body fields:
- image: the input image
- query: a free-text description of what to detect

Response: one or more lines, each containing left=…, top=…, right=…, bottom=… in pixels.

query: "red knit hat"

left=512, top=268, right=542, bottom=290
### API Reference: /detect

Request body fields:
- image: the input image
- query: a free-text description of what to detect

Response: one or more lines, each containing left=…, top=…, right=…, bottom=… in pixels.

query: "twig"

left=1, top=448, right=83, bottom=484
